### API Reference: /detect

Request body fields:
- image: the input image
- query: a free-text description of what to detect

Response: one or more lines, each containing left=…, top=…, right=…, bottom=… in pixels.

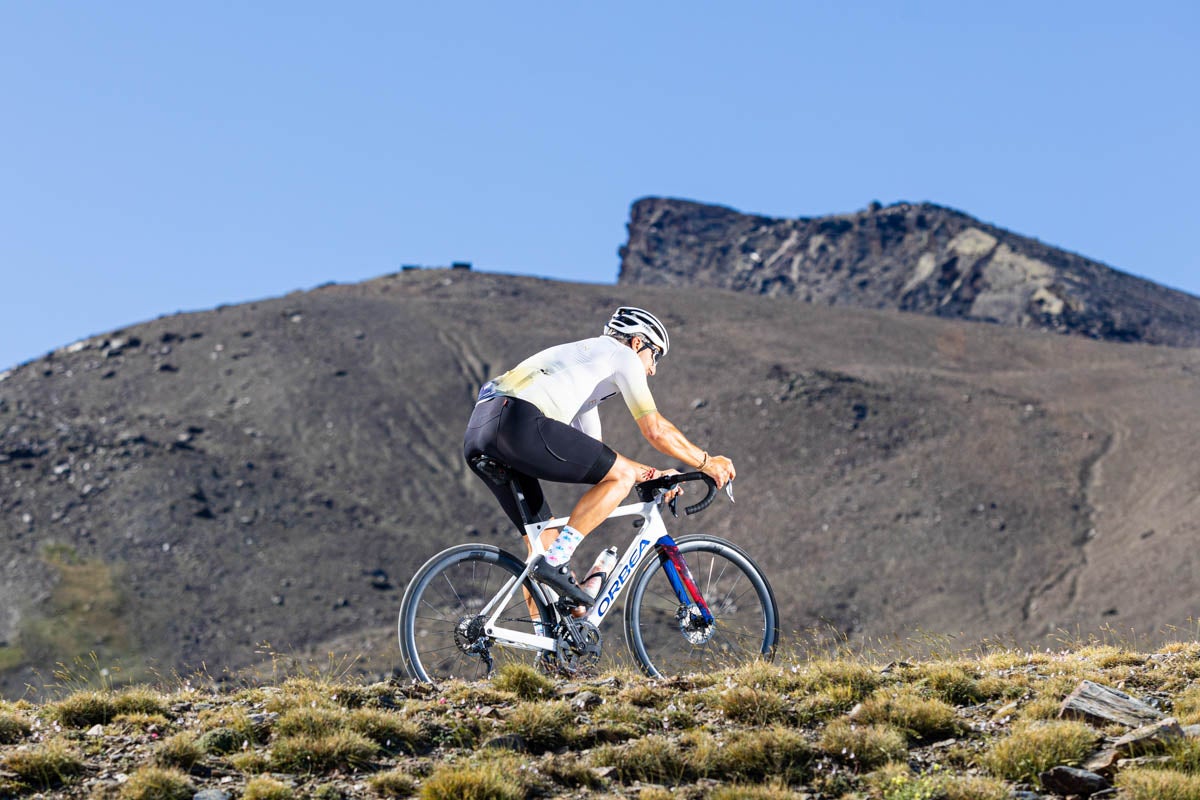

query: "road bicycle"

left=397, top=456, right=779, bottom=682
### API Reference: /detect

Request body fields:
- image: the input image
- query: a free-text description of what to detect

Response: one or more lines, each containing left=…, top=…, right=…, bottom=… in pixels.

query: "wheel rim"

left=401, top=551, right=550, bottom=682
left=629, top=541, right=776, bottom=677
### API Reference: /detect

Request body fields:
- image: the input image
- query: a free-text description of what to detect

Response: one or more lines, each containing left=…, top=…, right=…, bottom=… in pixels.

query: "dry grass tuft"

left=708, top=782, right=806, bottom=799
left=367, top=768, right=417, bottom=797
left=818, top=719, right=908, bottom=770
left=420, top=760, right=524, bottom=800
left=981, top=720, right=1098, bottom=782
left=1117, top=767, right=1200, bottom=800
left=539, top=752, right=605, bottom=789
left=706, top=726, right=814, bottom=783
left=1172, top=685, right=1200, bottom=725
left=865, top=763, right=1010, bottom=800
left=1, top=738, right=86, bottom=790
left=349, top=707, right=427, bottom=754
left=591, top=733, right=693, bottom=784
left=504, top=699, right=574, bottom=752
left=491, top=663, right=554, bottom=700
left=242, top=775, right=296, bottom=800
left=46, top=690, right=117, bottom=727
left=118, top=766, right=195, bottom=800
left=716, top=684, right=790, bottom=725
left=152, top=732, right=204, bottom=771
left=851, top=687, right=961, bottom=742
left=270, top=728, right=378, bottom=774
left=0, top=709, right=32, bottom=744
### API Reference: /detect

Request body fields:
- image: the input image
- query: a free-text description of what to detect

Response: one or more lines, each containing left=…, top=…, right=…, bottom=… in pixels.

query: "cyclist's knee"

left=603, top=455, right=640, bottom=491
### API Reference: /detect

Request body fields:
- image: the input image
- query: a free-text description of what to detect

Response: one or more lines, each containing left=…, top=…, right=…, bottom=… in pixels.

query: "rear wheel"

left=398, top=544, right=554, bottom=683
left=624, top=535, right=778, bottom=677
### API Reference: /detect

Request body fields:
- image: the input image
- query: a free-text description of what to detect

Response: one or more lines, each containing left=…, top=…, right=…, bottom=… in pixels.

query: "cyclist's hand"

left=702, top=455, right=736, bottom=489
left=658, top=468, right=684, bottom=502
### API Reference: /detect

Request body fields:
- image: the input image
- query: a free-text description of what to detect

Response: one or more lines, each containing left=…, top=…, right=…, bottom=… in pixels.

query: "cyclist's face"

left=634, top=338, right=660, bottom=376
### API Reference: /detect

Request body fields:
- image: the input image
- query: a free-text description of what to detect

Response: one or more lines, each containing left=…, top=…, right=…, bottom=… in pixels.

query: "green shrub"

left=198, top=725, right=245, bottom=755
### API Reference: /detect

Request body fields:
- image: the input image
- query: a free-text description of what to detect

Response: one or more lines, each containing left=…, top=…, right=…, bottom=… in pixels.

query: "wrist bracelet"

left=696, top=452, right=709, bottom=470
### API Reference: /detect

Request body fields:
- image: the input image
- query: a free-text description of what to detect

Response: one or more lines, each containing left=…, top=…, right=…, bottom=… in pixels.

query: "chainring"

left=551, top=620, right=603, bottom=675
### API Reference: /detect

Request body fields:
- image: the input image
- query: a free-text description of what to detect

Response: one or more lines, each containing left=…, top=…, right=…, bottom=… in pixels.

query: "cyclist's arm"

left=635, top=411, right=736, bottom=487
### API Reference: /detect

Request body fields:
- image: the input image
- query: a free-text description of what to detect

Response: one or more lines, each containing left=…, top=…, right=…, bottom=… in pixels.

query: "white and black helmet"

left=604, top=306, right=670, bottom=357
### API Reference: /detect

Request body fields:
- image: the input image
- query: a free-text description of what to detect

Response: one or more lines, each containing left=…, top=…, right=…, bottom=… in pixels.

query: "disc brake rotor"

left=676, top=605, right=714, bottom=645
left=454, top=615, right=489, bottom=655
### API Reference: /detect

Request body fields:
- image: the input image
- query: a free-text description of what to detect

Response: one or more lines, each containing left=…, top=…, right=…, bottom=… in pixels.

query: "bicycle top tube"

left=521, top=471, right=721, bottom=542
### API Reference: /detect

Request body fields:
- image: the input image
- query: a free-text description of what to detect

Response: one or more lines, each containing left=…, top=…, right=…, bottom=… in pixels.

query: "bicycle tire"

left=624, top=534, right=779, bottom=678
left=398, top=543, right=554, bottom=683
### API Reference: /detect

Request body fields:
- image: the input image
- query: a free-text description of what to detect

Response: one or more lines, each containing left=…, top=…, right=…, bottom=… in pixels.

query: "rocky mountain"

left=619, top=197, right=1200, bottom=347
left=3, top=268, right=1200, bottom=699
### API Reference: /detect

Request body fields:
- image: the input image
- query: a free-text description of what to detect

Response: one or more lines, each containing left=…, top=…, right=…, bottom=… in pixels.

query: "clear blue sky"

left=3, top=2, right=1197, bottom=371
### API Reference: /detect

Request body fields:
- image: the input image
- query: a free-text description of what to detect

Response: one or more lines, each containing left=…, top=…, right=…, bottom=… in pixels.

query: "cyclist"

left=463, top=307, right=736, bottom=606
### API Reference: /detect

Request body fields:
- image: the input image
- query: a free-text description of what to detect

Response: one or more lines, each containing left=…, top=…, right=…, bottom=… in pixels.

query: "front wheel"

left=398, top=544, right=554, bottom=683
left=624, top=535, right=779, bottom=678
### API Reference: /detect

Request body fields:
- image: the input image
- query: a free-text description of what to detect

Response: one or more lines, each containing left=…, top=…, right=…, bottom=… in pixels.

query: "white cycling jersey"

left=488, top=336, right=657, bottom=439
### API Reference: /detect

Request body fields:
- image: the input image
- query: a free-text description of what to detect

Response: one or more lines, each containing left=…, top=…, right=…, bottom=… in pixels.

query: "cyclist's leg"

left=560, top=454, right=641, bottom=535
left=468, top=397, right=620, bottom=598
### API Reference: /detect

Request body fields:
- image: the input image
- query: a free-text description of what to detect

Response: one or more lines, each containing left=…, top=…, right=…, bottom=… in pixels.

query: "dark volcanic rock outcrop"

left=619, top=197, right=1200, bottom=347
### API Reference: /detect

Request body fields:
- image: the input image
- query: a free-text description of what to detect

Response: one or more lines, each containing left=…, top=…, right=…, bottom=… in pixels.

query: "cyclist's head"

left=603, top=307, right=669, bottom=359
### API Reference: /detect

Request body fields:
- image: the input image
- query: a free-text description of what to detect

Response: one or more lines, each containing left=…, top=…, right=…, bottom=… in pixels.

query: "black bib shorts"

left=463, top=395, right=617, bottom=532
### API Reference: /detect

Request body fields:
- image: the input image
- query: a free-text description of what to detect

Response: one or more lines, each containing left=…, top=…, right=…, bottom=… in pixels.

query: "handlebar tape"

left=635, top=471, right=719, bottom=515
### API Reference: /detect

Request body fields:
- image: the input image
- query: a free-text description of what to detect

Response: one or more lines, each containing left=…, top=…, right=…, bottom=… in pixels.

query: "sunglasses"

left=638, top=342, right=663, bottom=366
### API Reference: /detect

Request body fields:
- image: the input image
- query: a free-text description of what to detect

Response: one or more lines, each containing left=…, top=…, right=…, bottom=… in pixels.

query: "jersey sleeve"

left=611, top=347, right=657, bottom=420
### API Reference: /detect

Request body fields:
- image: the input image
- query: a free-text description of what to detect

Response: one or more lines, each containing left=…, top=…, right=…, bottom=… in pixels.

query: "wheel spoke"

left=627, top=539, right=776, bottom=677
left=400, top=549, right=554, bottom=683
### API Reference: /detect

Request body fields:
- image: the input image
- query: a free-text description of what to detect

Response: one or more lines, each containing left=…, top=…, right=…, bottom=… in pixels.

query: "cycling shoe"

left=531, top=557, right=593, bottom=605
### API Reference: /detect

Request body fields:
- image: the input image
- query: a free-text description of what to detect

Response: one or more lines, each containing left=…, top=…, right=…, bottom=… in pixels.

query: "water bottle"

left=580, top=546, right=619, bottom=599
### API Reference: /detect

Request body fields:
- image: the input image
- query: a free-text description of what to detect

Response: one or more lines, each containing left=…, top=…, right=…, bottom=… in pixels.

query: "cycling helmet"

left=604, top=307, right=670, bottom=357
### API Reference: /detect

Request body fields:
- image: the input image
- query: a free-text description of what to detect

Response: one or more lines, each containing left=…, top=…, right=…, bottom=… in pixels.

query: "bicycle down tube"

left=482, top=494, right=693, bottom=648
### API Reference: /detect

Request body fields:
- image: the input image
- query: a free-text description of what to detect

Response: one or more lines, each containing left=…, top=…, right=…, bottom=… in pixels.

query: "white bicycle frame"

left=479, top=494, right=674, bottom=654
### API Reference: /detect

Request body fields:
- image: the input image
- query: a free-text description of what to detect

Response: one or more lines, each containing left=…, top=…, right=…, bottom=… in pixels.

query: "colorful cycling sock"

left=544, top=525, right=583, bottom=567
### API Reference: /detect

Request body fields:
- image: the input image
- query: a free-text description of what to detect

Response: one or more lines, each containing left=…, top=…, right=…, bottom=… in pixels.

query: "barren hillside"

left=3, top=269, right=1199, bottom=698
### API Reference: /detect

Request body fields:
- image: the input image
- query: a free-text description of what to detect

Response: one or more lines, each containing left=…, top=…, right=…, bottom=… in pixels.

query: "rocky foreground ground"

left=4, top=638, right=1200, bottom=799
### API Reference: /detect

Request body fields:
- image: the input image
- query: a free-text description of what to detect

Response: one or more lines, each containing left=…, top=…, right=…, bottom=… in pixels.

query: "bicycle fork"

left=657, top=537, right=715, bottom=625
